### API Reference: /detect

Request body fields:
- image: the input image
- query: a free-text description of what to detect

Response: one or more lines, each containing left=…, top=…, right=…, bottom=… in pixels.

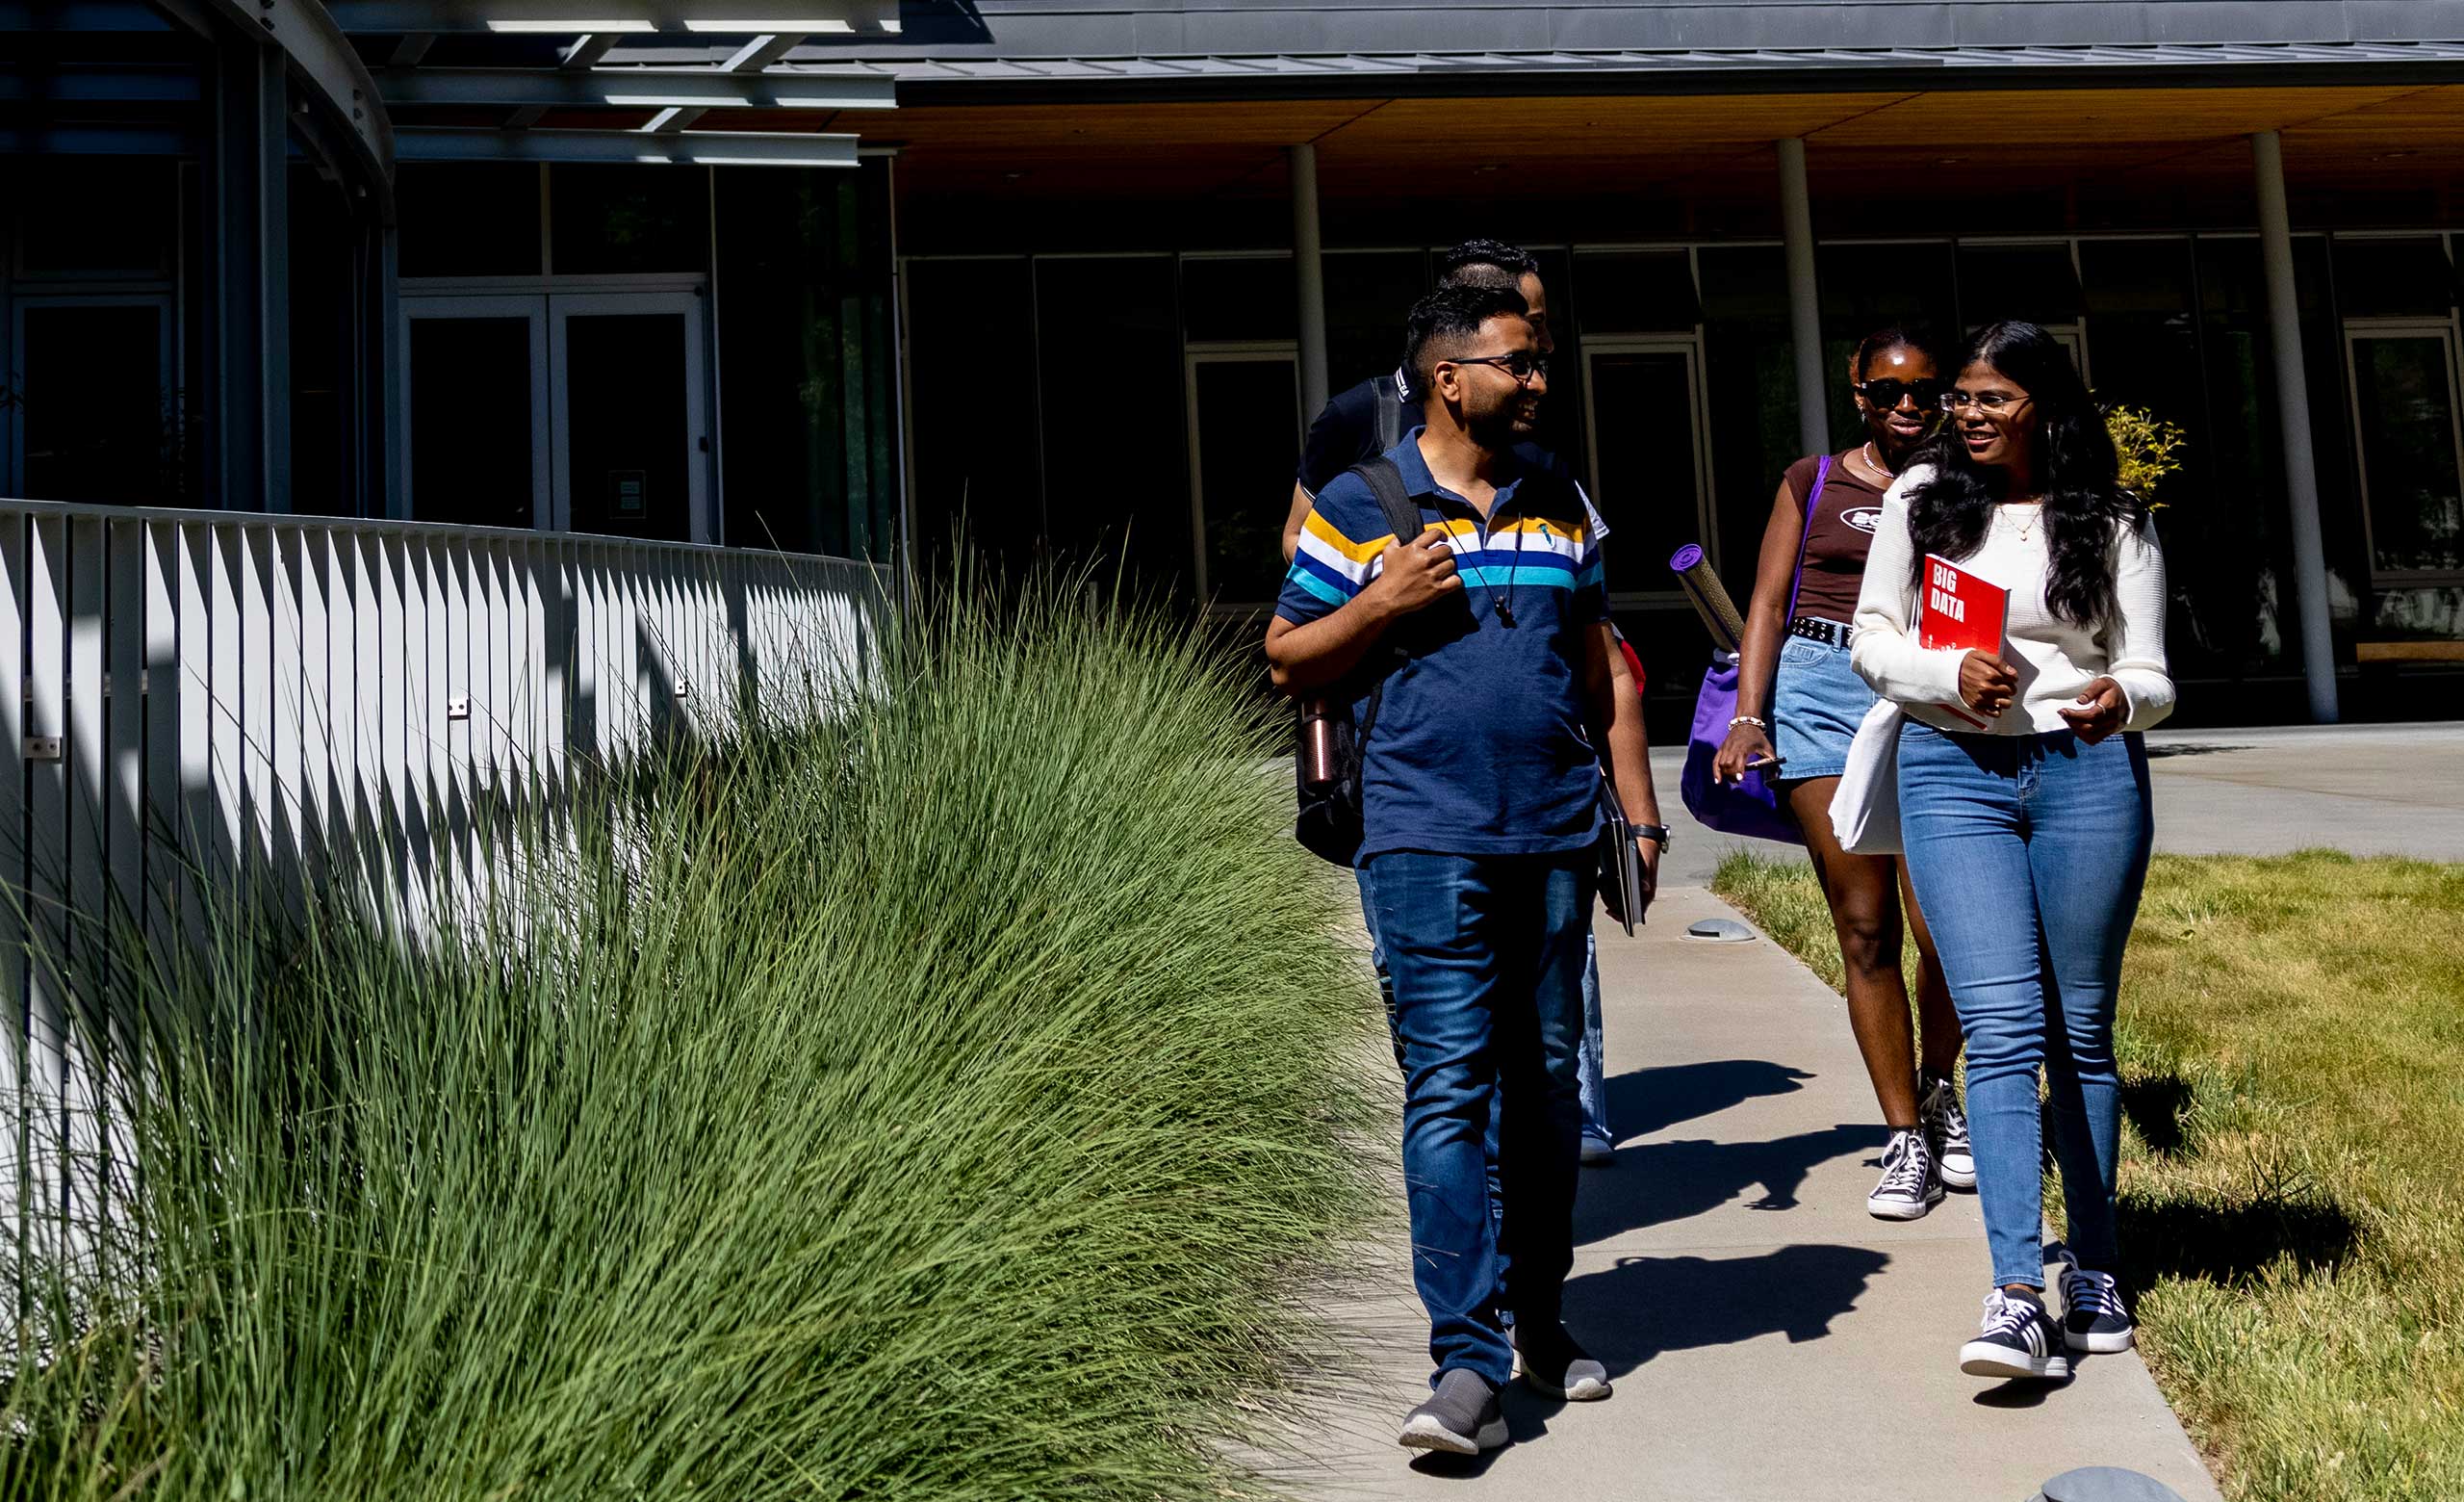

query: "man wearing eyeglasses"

left=1267, top=283, right=1655, bottom=1458
left=1284, top=240, right=1647, bottom=1174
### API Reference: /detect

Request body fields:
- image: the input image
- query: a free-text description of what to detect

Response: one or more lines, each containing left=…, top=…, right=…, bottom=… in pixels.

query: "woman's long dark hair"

left=1906, top=321, right=2144, bottom=630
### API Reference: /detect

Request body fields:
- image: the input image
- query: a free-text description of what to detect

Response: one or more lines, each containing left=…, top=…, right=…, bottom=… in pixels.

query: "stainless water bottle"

left=1299, top=697, right=1339, bottom=789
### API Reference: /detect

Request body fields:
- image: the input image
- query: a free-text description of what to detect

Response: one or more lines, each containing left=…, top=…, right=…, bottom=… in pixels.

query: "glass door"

left=1581, top=338, right=1712, bottom=602
left=1185, top=344, right=1301, bottom=609
left=548, top=292, right=708, bottom=543
left=400, top=296, right=551, bottom=530
left=2345, top=321, right=2464, bottom=579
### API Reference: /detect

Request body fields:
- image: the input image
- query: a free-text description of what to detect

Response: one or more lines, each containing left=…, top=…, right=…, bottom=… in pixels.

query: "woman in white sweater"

left=1849, top=321, right=2174, bottom=1385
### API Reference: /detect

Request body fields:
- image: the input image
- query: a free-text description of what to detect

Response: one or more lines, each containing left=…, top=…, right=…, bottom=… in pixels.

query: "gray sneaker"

left=1399, top=1368, right=1507, bottom=1455
left=1514, top=1324, right=1611, bottom=1400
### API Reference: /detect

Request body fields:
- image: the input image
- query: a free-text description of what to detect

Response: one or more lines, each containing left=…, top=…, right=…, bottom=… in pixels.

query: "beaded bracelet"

left=1729, top=715, right=1769, bottom=732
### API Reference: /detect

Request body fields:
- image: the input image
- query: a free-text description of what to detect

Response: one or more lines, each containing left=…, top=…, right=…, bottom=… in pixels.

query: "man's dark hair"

left=1436, top=238, right=1540, bottom=294
left=1403, top=282, right=1530, bottom=400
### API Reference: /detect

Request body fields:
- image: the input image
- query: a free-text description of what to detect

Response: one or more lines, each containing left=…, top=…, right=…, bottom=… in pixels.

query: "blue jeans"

left=1896, top=721, right=2152, bottom=1289
left=1357, top=871, right=1611, bottom=1146
left=1368, top=850, right=1592, bottom=1386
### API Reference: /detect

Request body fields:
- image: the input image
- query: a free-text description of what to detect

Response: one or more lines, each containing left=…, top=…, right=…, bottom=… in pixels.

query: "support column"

left=1777, top=138, right=1828, bottom=458
left=1289, top=142, right=1330, bottom=423
left=2253, top=130, right=2341, bottom=723
left=212, top=39, right=291, bottom=513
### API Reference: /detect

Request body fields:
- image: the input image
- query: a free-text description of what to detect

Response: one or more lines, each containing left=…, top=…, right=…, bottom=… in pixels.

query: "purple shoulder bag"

left=1675, top=455, right=1828, bottom=845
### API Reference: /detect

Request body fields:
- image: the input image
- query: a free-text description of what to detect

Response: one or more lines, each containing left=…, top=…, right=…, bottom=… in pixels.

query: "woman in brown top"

left=1712, top=326, right=1969, bottom=1222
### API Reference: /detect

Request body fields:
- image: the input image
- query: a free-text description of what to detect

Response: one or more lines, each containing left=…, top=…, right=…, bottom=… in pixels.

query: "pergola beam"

left=151, top=0, right=395, bottom=185
left=395, top=124, right=857, bottom=165
left=377, top=65, right=893, bottom=109
left=722, top=32, right=803, bottom=72
left=387, top=31, right=434, bottom=65
left=560, top=33, right=615, bottom=68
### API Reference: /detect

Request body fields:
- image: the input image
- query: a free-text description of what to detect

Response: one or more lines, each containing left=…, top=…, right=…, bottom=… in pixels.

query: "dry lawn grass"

left=1715, top=848, right=2464, bottom=1502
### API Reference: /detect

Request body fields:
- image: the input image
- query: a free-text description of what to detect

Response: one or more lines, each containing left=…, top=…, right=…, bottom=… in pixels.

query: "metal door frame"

left=2343, top=315, right=2464, bottom=584
left=547, top=290, right=709, bottom=542
left=398, top=293, right=551, bottom=530
left=1184, top=340, right=1299, bottom=608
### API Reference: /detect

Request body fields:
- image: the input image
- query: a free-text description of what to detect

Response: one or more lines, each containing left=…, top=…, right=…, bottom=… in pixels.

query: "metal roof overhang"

left=753, top=39, right=2464, bottom=105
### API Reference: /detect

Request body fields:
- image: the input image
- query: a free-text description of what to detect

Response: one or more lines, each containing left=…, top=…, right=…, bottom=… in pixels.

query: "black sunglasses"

left=1856, top=377, right=1949, bottom=410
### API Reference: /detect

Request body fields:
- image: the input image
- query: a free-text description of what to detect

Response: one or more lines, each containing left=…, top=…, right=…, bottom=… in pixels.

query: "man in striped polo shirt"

left=1266, top=283, right=1657, bottom=1457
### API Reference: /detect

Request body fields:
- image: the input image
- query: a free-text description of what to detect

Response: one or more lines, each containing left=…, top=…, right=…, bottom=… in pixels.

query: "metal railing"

left=0, top=499, right=886, bottom=1267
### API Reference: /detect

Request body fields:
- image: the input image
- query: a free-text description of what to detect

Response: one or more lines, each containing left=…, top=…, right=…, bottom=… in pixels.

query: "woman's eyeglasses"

left=1939, top=389, right=2033, bottom=414
left=1855, top=377, right=1948, bottom=410
left=1451, top=351, right=1551, bottom=385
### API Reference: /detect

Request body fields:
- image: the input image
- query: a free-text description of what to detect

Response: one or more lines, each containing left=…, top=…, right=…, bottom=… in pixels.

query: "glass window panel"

left=1182, top=256, right=1296, bottom=344
left=904, top=258, right=1043, bottom=575
left=551, top=165, right=707, bottom=275
left=1584, top=348, right=1704, bottom=599
left=1324, top=250, right=1425, bottom=395
left=2370, top=584, right=2464, bottom=640
left=17, top=303, right=167, bottom=503
left=408, top=317, right=536, bottom=529
left=565, top=313, right=692, bottom=541
left=1819, top=242, right=1957, bottom=447
left=1958, top=244, right=2083, bottom=328
left=1699, top=246, right=1801, bottom=585
left=2331, top=237, right=2455, bottom=320
left=1194, top=356, right=1301, bottom=607
left=1573, top=250, right=1701, bottom=334
left=2350, top=333, right=2464, bottom=573
left=1527, top=246, right=1583, bottom=479
left=713, top=163, right=896, bottom=558
left=15, top=161, right=171, bottom=277
left=290, top=168, right=359, bottom=516
left=1034, top=255, right=1189, bottom=600
left=398, top=165, right=542, bottom=277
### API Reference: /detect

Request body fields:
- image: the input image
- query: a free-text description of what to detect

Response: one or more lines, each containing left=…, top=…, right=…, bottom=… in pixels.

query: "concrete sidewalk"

left=1279, top=885, right=2222, bottom=1502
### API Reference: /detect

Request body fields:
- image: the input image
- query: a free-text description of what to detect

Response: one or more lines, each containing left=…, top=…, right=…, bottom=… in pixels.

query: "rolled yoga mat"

left=1669, top=544, right=1747, bottom=656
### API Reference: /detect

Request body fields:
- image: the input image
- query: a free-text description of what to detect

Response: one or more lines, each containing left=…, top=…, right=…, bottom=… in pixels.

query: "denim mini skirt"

left=1771, top=632, right=1878, bottom=785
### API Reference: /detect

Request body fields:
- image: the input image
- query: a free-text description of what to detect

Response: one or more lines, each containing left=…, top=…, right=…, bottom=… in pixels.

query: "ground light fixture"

left=2031, top=1467, right=2190, bottom=1502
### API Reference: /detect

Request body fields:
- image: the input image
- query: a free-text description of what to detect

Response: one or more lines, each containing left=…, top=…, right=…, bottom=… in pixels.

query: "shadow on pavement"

left=1576, top=1123, right=1887, bottom=1242
left=1402, top=1243, right=1883, bottom=1479
left=1566, top=1242, right=1890, bottom=1371
left=1604, top=1058, right=1816, bottom=1141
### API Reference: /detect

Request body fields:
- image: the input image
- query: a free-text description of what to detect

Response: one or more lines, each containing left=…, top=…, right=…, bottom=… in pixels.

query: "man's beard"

left=1466, top=401, right=1528, bottom=450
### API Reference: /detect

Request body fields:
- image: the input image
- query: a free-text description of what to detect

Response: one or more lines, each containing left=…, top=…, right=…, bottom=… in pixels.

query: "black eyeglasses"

left=1856, top=377, right=1948, bottom=410
left=1940, top=389, right=2033, bottom=414
left=1451, top=350, right=1552, bottom=385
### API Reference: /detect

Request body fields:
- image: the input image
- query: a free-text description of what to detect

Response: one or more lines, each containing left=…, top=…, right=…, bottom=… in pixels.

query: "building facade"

left=10, top=1, right=2464, bottom=726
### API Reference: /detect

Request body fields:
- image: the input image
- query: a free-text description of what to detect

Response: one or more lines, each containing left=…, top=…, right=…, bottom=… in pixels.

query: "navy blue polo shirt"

left=1277, top=431, right=1611, bottom=864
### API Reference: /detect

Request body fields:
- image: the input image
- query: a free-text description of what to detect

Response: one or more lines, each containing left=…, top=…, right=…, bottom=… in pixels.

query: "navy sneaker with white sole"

left=1959, top=1288, right=2072, bottom=1382
left=2059, top=1259, right=2137, bottom=1354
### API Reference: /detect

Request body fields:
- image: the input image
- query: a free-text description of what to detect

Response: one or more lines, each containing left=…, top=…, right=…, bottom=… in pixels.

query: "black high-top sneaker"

left=1918, top=1070, right=1976, bottom=1190
left=1866, top=1126, right=1944, bottom=1220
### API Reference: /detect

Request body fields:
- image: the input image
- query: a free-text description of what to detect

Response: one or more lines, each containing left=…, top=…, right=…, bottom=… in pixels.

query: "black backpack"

left=1294, top=454, right=1424, bottom=867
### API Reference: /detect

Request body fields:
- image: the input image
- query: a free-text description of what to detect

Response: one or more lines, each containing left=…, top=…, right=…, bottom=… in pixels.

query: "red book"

left=1917, top=554, right=2011, bottom=730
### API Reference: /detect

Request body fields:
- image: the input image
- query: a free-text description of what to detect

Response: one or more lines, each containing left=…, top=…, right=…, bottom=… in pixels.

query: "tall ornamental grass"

left=4, top=565, right=1380, bottom=1500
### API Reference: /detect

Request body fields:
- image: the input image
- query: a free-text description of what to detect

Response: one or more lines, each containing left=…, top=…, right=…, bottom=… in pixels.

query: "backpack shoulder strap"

left=1782, top=453, right=1831, bottom=625
left=1375, top=379, right=1405, bottom=452
left=1354, top=454, right=1422, bottom=549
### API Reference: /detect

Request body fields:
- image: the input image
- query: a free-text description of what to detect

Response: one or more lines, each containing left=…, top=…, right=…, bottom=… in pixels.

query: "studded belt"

left=1788, top=615, right=1856, bottom=649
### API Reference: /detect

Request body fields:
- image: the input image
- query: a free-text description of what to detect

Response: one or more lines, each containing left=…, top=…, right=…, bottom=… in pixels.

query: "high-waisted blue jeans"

left=1367, top=849, right=1592, bottom=1386
left=1896, top=721, right=2152, bottom=1289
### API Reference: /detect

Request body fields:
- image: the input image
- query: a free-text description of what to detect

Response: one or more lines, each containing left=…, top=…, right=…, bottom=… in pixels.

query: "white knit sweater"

left=1850, top=465, right=2177, bottom=737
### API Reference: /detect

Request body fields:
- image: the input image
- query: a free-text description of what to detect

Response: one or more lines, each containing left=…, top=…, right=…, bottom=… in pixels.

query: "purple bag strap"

left=1780, top=454, right=1830, bottom=630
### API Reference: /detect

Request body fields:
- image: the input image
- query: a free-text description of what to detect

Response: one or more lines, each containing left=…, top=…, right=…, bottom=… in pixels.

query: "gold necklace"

left=2009, top=503, right=2042, bottom=543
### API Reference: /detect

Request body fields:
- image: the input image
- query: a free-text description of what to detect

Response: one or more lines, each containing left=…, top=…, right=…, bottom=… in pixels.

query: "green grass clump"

left=3, top=566, right=1381, bottom=1500
left=1715, top=847, right=2464, bottom=1502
